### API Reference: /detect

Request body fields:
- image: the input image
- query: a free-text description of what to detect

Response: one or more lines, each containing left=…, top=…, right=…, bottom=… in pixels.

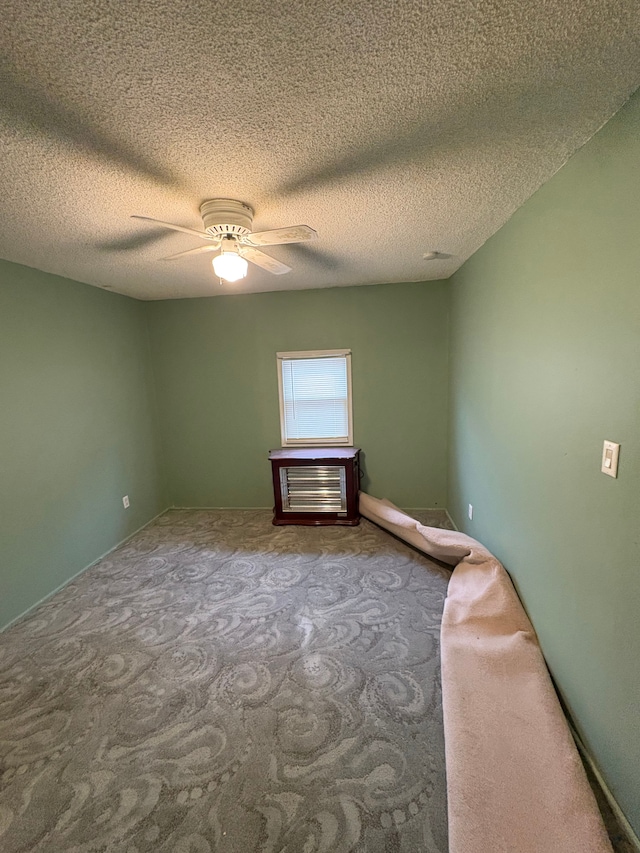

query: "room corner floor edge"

left=0, top=507, right=171, bottom=634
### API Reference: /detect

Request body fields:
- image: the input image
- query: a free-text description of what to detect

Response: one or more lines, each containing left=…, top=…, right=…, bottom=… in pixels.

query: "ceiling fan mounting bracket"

left=199, top=198, right=254, bottom=238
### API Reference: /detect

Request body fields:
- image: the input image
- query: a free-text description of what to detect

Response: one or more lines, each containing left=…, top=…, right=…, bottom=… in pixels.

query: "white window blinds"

left=277, top=350, right=352, bottom=446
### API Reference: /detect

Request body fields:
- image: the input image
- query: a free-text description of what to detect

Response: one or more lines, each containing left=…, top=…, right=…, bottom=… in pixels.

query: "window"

left=277, top=349, right=353, bottom=446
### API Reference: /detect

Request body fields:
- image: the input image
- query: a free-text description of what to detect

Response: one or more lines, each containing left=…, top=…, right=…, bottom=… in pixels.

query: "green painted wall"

left=448, top=90, right=640, bottom=833
left=147, top=281, right=449, bottom=509
left=0, top=261, right=167, bottom=629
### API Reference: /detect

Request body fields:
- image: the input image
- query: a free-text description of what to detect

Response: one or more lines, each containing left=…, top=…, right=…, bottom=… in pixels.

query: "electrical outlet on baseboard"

left=122, top=495, right=130, bottom=509
left=468, top=504, right=473, bottom=520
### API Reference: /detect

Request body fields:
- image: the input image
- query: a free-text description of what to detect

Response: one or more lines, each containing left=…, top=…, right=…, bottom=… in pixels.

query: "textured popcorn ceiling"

left=1, top=1, right=639, bottom=300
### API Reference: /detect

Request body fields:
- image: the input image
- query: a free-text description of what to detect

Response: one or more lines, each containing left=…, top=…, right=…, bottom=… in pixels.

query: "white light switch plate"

left=601, top=441, right=620, bottom=478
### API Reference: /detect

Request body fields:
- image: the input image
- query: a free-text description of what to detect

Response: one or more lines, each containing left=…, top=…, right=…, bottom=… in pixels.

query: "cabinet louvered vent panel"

left=279, top=466, right=347, bottom=513
left=269, top=448, right=360, bottom=526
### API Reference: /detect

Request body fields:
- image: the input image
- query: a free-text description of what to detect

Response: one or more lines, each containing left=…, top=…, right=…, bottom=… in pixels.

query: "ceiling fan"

left=132, top=199, right=317, bottom=282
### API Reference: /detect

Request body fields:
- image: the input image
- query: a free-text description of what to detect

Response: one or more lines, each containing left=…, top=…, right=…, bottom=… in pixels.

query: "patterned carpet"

left=0, top=510, right=453, bottom=852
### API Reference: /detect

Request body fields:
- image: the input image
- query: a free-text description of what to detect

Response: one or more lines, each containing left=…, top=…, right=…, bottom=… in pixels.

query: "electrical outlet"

left=122, top=495, right=130, bottom=508
left=468, top=504, right=473, bottom=520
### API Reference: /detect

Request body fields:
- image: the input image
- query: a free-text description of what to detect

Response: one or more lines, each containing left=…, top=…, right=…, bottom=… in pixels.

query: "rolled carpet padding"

left=359, top=492, right=612, bottom=853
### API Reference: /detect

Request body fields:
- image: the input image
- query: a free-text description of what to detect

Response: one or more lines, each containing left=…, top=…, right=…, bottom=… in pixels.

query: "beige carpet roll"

left=359, top=492, right=612, bottom=853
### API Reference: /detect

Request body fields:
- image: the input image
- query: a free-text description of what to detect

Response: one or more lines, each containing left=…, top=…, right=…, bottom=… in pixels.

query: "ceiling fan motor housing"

left=200, top=198, right=253, bottom=238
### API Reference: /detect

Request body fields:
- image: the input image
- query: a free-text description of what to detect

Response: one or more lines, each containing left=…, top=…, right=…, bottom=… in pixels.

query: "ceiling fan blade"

left=162, top=242, right=221, bottom=260
left=243, top=225, right=317, bottom=247
left=240, top=246, right=291, bottom=275
left=131, top=215, right=214, bottom=241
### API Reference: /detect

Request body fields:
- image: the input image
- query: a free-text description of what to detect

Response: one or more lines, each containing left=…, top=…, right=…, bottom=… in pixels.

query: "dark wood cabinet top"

left=269, top=447, right=360, bottom=461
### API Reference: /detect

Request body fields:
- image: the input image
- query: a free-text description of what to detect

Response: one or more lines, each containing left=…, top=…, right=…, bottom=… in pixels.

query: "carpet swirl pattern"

left=0, top=510, right=451, bottom=852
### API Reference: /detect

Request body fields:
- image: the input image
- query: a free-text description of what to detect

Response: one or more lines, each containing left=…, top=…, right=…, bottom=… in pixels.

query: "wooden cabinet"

left=269, top=447, right=361, bottom=526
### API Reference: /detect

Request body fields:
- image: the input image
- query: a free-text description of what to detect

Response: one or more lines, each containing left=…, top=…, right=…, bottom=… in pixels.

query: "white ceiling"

left=1, top=1, right=639, bottom=300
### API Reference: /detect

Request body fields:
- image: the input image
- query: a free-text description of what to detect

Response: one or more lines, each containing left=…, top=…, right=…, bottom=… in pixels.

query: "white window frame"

left=276, top=349, right=353, bottom=447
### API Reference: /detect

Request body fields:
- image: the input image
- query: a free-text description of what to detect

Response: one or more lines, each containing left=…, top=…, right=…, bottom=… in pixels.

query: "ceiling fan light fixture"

left=212, top=247, right=248, bottom=282
left=134, top=199, right=315, bottom=279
